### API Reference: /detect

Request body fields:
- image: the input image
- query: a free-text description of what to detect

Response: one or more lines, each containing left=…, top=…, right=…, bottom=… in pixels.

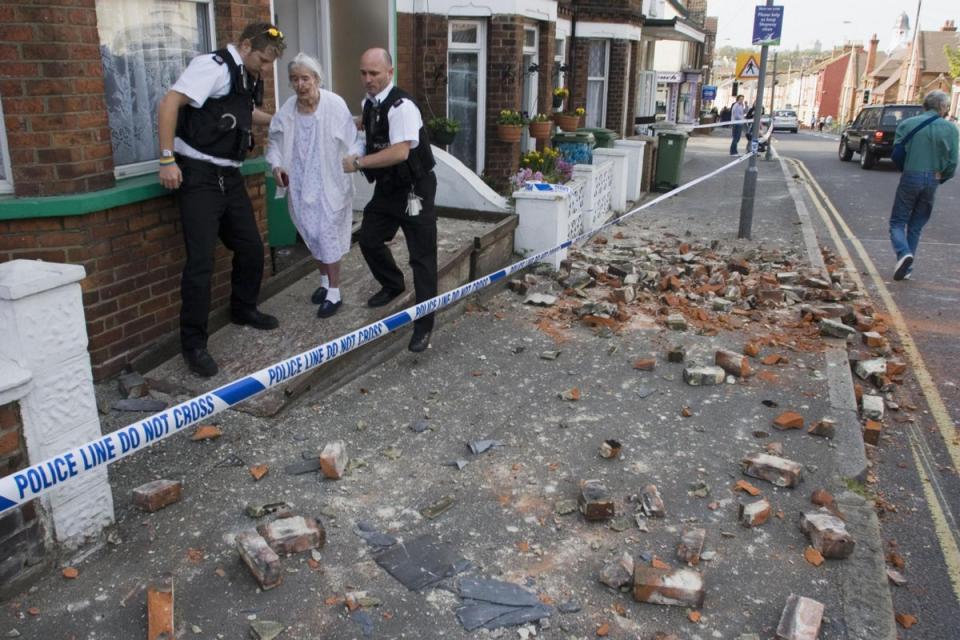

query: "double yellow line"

left=787, top=157, right=960, bottom=599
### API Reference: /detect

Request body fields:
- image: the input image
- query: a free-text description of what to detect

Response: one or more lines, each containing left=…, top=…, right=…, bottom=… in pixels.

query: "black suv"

left=838, top=104, right=923, bottom=169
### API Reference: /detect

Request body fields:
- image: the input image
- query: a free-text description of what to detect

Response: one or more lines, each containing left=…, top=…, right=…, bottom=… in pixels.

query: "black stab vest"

left=176, top=48, right=262, bottom=162
left=362, top=87, right=435, bottom=187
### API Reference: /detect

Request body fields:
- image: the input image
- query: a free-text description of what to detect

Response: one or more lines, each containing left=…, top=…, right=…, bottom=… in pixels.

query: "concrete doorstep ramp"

left=144, top=212, right=516, bottom=417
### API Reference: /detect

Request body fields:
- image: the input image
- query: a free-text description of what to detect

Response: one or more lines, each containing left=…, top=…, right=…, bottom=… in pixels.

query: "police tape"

left=0, top=152, right=754, bottom=515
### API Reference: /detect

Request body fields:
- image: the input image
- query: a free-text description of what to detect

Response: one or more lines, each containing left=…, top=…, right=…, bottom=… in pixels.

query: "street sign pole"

left=765, top=51, right=777, bottom=161
left=738, top=0, right=774, bottom=239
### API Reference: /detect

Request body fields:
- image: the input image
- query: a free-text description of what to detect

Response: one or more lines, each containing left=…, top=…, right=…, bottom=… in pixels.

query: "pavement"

left=3, top=134, right=900, bottom=639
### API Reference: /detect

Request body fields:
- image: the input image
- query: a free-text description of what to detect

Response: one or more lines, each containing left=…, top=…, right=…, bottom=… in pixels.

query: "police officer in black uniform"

left=157, top=23, right=285, bottom=377
left=343, top=48, right=437, bottom=353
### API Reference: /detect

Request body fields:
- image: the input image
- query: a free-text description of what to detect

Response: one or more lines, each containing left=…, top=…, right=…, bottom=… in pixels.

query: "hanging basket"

left=429, top=128, right=457, bottom=146
left=554, top=114, right=581, bottom=132
left=552, top=95, right=565, bottom=110
left=528, top=120, right=552, bottom=139
left=496, top=124, right=523, bottom=143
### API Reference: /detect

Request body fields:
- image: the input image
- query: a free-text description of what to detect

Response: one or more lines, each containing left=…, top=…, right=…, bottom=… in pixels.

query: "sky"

left=711, top=0, right=958, bottom=51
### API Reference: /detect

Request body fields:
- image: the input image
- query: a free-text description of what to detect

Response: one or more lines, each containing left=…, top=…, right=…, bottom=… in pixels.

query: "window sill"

left=0, top=157, right=268, bottom=221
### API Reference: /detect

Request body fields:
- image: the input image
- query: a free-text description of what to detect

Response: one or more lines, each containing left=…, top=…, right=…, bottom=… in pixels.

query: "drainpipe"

left=568, top=5, right=578, bottom=104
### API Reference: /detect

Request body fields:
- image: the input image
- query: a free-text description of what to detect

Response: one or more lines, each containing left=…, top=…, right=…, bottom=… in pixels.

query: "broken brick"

left=118, top=371, right=149, bottom=399
left=819, top=318, right=856, bottom=339
left=599, top=552, right=634, bottom=589
left=683, top=365, right=725, bottom=386
left=147, top=574, right=174, bottom=640
left=633, top=565, right=705, bottom=608
left=862, top=331, right=886, bottom=348
left=863, top=420, right=882, bottom=446
left=612, top=286, right=636, bottom=304
left=579, top=480, right=615, bottom=521
left=810, top=489, right=835, bottom=508
left=257, top=516, right=326, bottom=555
left=665, top=314, right=688, bottom=331
left=807, top=419, right=835, bottom=438
left=757, top=288, right=785, bottom=304
left=734, top=480, right=762, bottom=496
left=744, top=342, right=762, bottom=357
left=739, top=498, right=772, bottom=527
left=741, top=453, right=803, bottom=488
left=249, top=464, right=269, bottom=481
left=598, top=439, right=622, bottom=459
left=775, top=594, right=824, bottom=640
left=773, top=412, right=804, bottom=430
left=886, top=360, right=907, bottom=377
left=640, top=484, right=666, bottom=518
left=715, top=349, right=752, bottom=378
left=804, top=546, right=824, bottom=567
left=236, top=531, right=282, bottom=590
left=191, top=424, right=222, bottom=441
left=800, top=509, right=855, bottom=559
left=320, top=441, right=349, bottom=479
left=633, top=358, right=657, bottom=371
left=761, top=354, right=785, bottom=366
left=667, top=345, right=687, bottom=363
left=676, top=528, right=706, bottom=565
left=895, top=613, right=918, bottom=629
left=133, top=479, right=182, bottom=513
left=861, top=394, right=884, bottom=421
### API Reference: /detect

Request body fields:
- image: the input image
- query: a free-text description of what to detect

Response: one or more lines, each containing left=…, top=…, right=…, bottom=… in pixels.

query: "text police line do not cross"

left=0, top=149, right=755, bottom=516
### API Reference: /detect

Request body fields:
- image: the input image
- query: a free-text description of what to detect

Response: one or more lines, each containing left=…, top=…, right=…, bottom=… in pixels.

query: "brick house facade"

left=0, top=0, right=276, bottom=381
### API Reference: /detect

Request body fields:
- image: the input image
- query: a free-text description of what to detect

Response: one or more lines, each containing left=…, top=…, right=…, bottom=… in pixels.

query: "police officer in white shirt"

left=157, top=22, right=285, bottom=377
left=342, top=48, right=438, bottom=353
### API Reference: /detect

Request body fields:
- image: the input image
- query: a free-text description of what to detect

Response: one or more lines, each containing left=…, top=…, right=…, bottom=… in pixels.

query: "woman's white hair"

left=288, top=52, right=325, bottom=87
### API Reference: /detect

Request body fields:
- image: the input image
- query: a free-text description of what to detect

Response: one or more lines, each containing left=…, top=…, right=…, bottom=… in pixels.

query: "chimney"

left=942, top=20, right=957, bottom=32
left=865, top=33, right=879, bottom=76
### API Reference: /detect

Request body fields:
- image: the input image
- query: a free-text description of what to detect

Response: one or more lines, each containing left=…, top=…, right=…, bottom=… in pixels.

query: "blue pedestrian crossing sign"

left=753, top=5, right=784, bottom=46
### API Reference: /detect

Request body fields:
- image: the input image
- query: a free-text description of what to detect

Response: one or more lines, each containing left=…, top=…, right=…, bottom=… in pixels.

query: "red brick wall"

left=0, top=177, right=269, bottom=380
left=605, top=40, right=630, bottom=135
left=0, top=401, right=47, bottom=597
left=484, top=16, right=524, bottom=187
left=815, top=53, right=850, bottom=119
left=0, top=0, right=114, bottom=197
left=570, top=38, right=590, bottom=124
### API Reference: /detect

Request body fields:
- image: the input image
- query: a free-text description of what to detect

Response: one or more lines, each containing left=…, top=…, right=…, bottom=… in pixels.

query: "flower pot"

left=554, top=114, right=581, bottom=132
left=528, top=120, right=552, bottom=139
left=429, top=128, right=457, bottom=146
left=496, top=124, right=523, bottom=143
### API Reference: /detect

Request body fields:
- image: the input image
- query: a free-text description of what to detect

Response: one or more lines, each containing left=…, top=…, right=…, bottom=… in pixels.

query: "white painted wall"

left=0, top=260, right=115, bottom=551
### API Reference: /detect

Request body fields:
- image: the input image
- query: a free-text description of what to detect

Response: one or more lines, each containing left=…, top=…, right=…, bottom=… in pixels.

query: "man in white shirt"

left=730, top=95, right=746, bottom=155
left=156, top=22, right=285, bottom=377
left=342, top=48, right=438, bottom=353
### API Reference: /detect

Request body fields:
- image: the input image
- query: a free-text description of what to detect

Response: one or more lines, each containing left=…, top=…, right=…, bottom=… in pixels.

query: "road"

left=776, top=130, right=960, bottom=638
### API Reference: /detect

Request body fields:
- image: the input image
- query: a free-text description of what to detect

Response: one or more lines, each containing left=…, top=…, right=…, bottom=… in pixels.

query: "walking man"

left=158, top=22, right=285, bottom=377
left=730, top=95, right=745, bottom=155
left=342, top=48, right=438, bottom=353
left=889, top=90, right=958, bottom=281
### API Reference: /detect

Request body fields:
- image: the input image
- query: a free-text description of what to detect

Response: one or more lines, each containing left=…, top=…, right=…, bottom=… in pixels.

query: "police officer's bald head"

left=360, top=48, right=394, bottom=97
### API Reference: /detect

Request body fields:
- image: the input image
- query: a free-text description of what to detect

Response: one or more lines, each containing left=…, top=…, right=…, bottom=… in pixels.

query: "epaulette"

left=393, top=97, right=405, bottom=108
left=212, top=53, right=225, bottom=65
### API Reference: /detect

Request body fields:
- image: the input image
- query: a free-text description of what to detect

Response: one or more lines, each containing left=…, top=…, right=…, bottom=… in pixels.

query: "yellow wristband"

left=159, top=157, right=176, bottom=165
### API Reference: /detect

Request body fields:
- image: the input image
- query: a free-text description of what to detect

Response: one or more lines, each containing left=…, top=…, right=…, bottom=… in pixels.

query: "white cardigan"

left=265, top=90, right=362, bottom=213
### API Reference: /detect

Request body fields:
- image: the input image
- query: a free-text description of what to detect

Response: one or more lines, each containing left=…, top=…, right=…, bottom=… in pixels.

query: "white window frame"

left=446, top=19, right=487, bottom=174
left=586, top=39, right=610, bottom=129
left=0, top=93, right=13, bottom=195
left=554, top=36, right=567, bottom=91
left=110, top=0, right=217, bottom=179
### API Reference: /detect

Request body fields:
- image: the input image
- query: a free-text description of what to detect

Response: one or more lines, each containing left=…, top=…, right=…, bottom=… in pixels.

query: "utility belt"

left=176, top=154, right=242, bottom=177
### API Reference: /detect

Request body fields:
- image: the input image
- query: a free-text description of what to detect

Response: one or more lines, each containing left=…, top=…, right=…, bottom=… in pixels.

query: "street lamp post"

left=738, top=0, right=773, bottom=239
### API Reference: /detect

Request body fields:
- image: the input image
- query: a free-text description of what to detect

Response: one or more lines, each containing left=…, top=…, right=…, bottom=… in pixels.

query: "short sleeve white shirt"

left=360, top=83, right=422, bottom=151
left=171, top=44, right=246, bottom=167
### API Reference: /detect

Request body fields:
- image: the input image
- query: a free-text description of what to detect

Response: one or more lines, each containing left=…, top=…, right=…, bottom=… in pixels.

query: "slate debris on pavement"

left=455, top=577, right=554, bottom=631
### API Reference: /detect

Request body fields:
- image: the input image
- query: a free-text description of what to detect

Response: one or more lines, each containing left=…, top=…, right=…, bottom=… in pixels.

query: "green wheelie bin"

left=654, top=129, right=688, bottom=192
left=576, top=127, right=620, bottom=149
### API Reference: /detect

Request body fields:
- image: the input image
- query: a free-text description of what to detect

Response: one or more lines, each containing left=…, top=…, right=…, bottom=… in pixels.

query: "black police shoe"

left=367, top=287, right=404, bottom=308
left=408, top=329, right=431, bottom=353
left=311, top=286, right=327, bottom=304
left=316, top=299, right=342, bottom=318
left=183, top=347, right=218, bottom=378
left=231, top=308, right=280, bottom=330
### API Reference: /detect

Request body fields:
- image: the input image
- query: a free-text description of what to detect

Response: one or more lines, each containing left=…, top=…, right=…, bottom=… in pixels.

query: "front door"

left=447, top=20, right=486, bottom=173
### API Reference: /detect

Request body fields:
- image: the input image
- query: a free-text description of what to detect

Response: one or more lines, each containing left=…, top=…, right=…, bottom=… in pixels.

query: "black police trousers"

left=176, top=156, right=264, bottom=350
left=359, top=171, right=438, bottom=333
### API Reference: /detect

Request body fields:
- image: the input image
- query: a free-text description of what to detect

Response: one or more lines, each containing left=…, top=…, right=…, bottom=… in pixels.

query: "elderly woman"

left=267, top=53, right=361, bottom=318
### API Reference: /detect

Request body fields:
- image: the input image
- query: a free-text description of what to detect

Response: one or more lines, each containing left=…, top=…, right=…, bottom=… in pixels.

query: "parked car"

left=838, top=103, right=923, bottom=169
left=772, top=109, right=799, bottom=133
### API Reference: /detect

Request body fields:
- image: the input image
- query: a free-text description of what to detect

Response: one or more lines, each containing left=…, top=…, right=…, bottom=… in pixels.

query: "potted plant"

left=554, top=106, right=585, bottom=132
left=552, top=86, right=568, bottom=110
left=426, top=116, right=460, bottom=146
left=496, top=109, right=525, bottom=142
left=427, top=116, right=460, bottom=147
left=528, top=113, right=552, bottom=139
left=509, top=146, right=574, bottom=191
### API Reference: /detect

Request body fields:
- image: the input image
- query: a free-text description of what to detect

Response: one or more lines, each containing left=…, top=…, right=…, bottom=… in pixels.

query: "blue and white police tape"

left=0, top=152, right=753, bottom=515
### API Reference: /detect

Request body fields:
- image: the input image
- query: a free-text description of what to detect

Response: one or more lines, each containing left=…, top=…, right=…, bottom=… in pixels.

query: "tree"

left=945, top=45, right=960, bottom=80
